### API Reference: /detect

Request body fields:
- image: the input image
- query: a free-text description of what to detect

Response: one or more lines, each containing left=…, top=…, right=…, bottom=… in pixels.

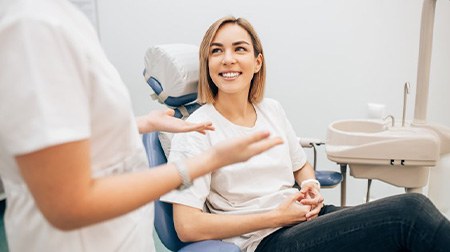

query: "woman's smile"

left=219, top=71, right=242, bottom=80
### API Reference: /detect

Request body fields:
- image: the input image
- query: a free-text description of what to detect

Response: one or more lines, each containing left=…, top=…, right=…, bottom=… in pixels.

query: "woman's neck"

left=213, top=93, right=257, bottom=127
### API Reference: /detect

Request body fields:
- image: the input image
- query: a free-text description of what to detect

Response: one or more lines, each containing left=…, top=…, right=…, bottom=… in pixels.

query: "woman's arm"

left=136, top=108, right=214, bottom=134
left=16, top=131, right=282, bottom=231
left=173, top=191, right=310, bottom=242
left=293, top=161, right=316, bottom=185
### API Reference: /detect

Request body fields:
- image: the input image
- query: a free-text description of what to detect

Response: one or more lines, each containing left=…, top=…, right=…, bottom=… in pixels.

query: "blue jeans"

left=255, top=193, right=450, bottom=252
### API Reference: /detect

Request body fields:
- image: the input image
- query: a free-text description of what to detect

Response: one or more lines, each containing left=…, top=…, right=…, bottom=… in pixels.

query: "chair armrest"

left=178, top=240, right=240, bottom=252
left=298, top=137, right=324, bottom=148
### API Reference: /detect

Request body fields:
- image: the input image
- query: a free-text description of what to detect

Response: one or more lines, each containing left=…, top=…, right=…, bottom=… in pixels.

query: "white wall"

left=97, top=0, right=450, bottom=206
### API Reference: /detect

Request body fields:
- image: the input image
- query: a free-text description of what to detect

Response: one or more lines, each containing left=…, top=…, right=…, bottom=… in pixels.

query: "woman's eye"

left=211, top=48, right=222, bottom=54
left=236, top=47, right=247, bottom=52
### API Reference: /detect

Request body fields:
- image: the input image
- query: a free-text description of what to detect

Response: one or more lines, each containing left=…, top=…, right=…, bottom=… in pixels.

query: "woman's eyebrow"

left=210, top=42, right=223, bottom=47
left=232, top=41, right=250, bottom=46
left=210, top=41, right=250, bottom=47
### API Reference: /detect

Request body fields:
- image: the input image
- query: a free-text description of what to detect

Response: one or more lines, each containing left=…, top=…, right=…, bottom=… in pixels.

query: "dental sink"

left=326, top=119, right=441, bottom=190
left=330, top=119, right=387, bottom=133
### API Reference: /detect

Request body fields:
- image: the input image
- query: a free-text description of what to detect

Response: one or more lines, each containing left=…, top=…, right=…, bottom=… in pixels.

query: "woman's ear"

left=254, top=53, right=263, bottom=73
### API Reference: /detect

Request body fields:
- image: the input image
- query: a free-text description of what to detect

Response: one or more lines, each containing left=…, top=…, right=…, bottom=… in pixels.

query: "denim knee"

left=393, top=193, right=434, bottom=217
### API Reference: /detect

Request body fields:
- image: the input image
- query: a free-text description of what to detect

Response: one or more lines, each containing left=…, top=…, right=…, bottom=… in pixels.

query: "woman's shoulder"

left=184, top=103, right=214, bottom=123
left=256, top=98, right=283, bottom=111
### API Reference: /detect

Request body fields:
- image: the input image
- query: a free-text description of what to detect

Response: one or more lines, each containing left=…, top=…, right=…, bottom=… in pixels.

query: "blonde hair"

left=198, top=16, right=266, bottom=104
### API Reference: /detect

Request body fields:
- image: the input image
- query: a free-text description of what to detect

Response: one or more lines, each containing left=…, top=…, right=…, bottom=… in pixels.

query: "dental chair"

left=142, top=44, right=344, bottom=251
left=142, top=132, right=240, bottom=252
left=143, top=44, right=240, bottom=251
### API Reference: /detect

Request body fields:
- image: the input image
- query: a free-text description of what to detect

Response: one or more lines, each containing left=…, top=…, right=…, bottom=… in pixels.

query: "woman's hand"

left=299, top=184, right=324, bottom=221
left=271, top=192, right=311, bottom=227
left=136, top=109, right=214, bottom=134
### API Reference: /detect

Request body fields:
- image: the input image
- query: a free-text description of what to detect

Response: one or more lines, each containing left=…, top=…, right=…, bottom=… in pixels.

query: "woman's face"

left=208, top=23, right=262, bottom=99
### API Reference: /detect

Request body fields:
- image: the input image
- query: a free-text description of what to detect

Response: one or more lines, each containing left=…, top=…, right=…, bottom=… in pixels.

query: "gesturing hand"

left=211, top=131, right=283, bottom=169
left=137, top=109, right=215, bottom=134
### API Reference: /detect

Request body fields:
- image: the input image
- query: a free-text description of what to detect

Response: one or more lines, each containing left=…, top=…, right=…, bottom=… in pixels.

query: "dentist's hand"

left=271, top=192, right=311, bottom=227
left=300, top=184, right=324, bottom=221
left=211, top=131, right=283, bottom=168
left=137, top=109, right=214, bottom=134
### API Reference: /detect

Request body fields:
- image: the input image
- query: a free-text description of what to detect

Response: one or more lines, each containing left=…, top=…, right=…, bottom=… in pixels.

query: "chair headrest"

left=144, top=44, right=201, bottom=118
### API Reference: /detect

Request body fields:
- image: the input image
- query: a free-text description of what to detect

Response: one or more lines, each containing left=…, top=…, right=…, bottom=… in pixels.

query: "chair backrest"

left=143, top=45, right=244, bottom=251
left=144, top=44, right=201, bottom=119
left=142, top=132, right=188, bottom=251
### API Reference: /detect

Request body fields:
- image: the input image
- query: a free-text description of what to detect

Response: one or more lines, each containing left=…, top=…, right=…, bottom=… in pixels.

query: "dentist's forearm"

left=17, top=140, right=220, bottom=231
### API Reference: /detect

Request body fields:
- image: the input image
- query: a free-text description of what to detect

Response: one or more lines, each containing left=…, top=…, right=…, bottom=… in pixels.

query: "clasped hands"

left=275, top=184, right=324, bottom=227
left=299, top=184, right=324, bottom=221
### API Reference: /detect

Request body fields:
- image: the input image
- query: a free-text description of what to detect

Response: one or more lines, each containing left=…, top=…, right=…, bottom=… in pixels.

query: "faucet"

left=402, top=82, right=410, bottom=127
left=384, top=115, right=395, bottom=127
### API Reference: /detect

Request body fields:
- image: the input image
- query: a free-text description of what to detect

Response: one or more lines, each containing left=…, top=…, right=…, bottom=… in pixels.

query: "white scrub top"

left=0, top=0, right=155, bottom=251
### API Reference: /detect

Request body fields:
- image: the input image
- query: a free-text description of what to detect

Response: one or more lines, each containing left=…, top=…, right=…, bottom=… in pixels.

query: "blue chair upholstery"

left=142, top=132, right=240, bottom=252
left=299, top=139, right=343, bottom=188
left=315, top=170, right=343, bottom=187
left=300, top=140, right=345, bottom=205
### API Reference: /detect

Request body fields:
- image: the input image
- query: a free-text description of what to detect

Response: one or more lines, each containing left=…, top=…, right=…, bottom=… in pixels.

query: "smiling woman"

left=160, top=16, right=450, bottom=252
left=198, top=18, right=265, bottom=106
left=208, top=24, right=262, bottom=102
left=207, top=22, right=263, bottom=127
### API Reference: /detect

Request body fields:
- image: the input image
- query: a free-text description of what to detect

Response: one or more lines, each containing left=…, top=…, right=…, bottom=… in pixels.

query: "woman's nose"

left=221, top=51, right=236, bottom=65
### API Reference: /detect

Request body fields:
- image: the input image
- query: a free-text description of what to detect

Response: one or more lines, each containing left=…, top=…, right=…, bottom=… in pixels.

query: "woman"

left=0, top=1, right=281, bottom=251
left=161, top=16, right=450, bottom=252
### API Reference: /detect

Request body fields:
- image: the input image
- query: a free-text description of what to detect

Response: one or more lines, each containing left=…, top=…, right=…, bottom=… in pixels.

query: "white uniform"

left=0, top=0, right=155, bottom=251
left=161, top=98, right=307, bottom=252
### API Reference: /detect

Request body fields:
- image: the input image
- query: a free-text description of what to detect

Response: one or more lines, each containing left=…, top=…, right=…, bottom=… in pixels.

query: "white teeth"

left=222, top=72, right=239, bottom=78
